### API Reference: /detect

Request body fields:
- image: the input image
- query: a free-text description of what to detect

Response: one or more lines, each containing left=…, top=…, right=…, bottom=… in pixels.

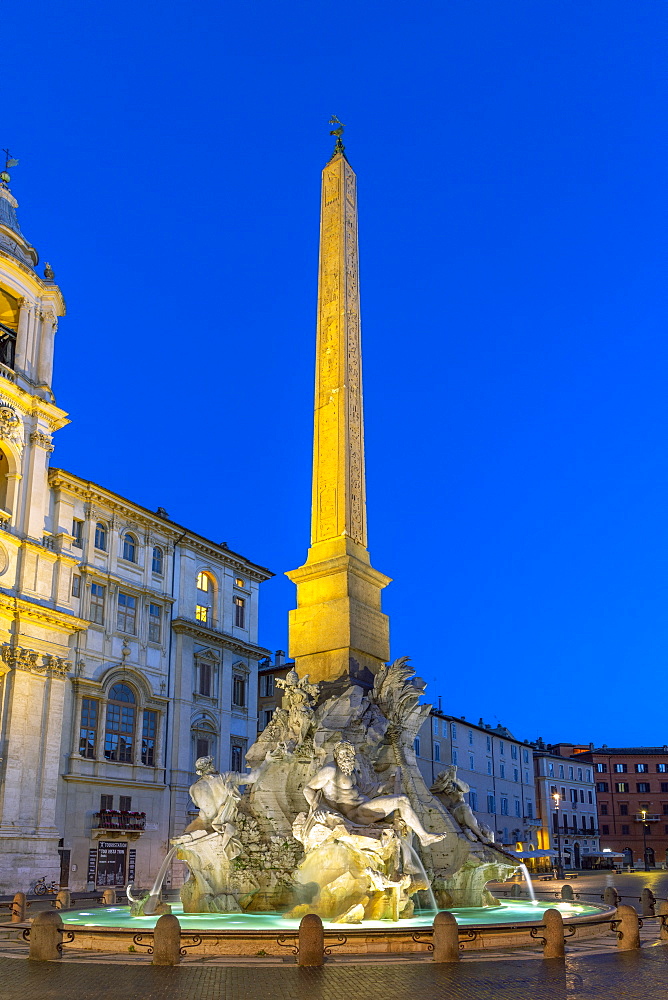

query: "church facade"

left=0, top=170, right=272, bottom=893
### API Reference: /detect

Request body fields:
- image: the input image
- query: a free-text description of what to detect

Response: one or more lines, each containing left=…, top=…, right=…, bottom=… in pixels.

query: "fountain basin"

left=32, top=900, right=616, bottom=956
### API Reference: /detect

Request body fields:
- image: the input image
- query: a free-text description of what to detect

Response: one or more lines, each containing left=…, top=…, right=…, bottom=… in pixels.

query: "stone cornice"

left=171, top=617, right=270, bottom=660
left=61, top=771, right=166, bottom=790
left=0, top=642, right=72, bottom=677
left=0, top=591, right=88, bottom=631
left=49, top=469, right=274, bottom=581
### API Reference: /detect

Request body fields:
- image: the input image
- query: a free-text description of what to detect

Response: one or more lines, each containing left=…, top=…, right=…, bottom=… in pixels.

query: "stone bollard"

left=152, top=913, right=181, bottom=966
left=29, top=910, right=64, bottom=961
left=604, top=886, right=620, bottom=908
left=432, top=911, right=459, bottom=962
left=11, top=892, right=26, bottom=922
left=55, top=890, right=71, bottom=910
left=298, top=914, right=324, bottom=967
left=560, top=884, right=574, bottom=901
left=543, top=908, right=565, bottom=959
left=102, top=889, right=116, bottom=905
left=641, top=888, right=656, bottom=916
left=657, top=901, right=668, bottom=943
left=616, top=905, right=641, bottom=951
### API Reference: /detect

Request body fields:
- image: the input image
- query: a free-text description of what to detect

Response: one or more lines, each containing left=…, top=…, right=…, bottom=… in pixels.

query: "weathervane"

left=329, top=116, right=345, bottom=156
left=0, top=149, right=19, bottom=187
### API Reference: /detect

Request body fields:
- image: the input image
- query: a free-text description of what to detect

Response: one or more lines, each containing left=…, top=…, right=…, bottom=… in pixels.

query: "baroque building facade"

left=0, top=171, right=272, bottom=892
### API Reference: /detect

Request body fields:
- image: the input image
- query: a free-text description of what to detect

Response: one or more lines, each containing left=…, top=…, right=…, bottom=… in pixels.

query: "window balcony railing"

left=93, top=810, right=146, bottom=831
left=635, top=813, right=660, bottom=823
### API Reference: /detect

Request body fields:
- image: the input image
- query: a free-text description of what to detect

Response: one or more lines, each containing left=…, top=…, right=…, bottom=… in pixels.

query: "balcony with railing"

left=92, top=810, right=146, bottom=840
left=635, top=813, right=660, bottom=823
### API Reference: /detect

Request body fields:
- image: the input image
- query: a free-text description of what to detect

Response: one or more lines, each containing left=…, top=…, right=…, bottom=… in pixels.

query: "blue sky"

left=3, top=1, right=664, bottom=745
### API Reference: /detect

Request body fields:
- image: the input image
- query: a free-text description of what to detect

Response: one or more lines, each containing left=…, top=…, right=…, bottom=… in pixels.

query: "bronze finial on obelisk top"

left=285, top=123, right=391, bottom=690
left=328, top=116, right=346, bottom=158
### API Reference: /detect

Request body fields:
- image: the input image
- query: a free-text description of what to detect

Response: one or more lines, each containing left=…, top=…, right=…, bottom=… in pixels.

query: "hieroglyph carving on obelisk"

left=313, top=153, right=366, bottom=547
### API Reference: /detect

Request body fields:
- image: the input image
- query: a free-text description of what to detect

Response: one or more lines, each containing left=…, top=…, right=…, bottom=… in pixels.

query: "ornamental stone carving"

left=30, top=430, right=54, bottom=452
left=0, top=644, right=72, bottom=676
left=0, top=404, right=23, bottom=452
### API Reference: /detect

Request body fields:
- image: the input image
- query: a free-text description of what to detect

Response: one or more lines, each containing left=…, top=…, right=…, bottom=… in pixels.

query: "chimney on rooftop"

left=275, top=650, right=286, bottom=666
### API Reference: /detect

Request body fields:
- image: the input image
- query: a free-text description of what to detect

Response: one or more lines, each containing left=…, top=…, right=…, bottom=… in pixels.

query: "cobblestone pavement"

left=0, top=949, right=667, bottom=999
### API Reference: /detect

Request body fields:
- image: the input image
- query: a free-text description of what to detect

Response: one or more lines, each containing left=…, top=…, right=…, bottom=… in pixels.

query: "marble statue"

left=304, top=740, right=446, bottom=847
left=430, top=766, right=495, bottom=845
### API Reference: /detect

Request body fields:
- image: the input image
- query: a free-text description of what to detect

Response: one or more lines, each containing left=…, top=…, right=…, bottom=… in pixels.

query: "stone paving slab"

left=0, top=950, right=667, bottom=999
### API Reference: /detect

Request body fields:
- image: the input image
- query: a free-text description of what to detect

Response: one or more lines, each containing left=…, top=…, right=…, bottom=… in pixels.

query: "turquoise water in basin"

left=62, top=899, right=603, bottom=931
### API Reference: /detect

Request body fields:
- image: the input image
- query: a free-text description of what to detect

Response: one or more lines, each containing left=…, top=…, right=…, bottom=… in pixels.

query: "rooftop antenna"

left=1, top=149, right=19, bottom=187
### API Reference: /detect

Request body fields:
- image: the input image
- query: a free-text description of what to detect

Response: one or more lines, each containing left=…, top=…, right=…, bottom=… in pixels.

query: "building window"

left=637, top=782, right=651, bottom=793
left=72, top=519, right=83, bottom=548
left=661, top=783, right=668, bottom=793
left=548, top=762, right=555, bottom=777
left=261, top=708, right=274, bottom=729
left=468, top=730, right=473, bottom=745
left=148, top=603, right=162, bottom=643
left=470, top=754, right=475, bottom=770
left=90, top=582, right=105, bottom=624
left=260, top=673, right=274, bottom=697
left=597, top=782, right=608, bottom=792
left=231, top=743, right=244, bottom=772
left=197, top=572, right=210, bottom=592
left=199, top=662, right=212, bottom=697
left=499, top=741, right=505, bottom=756
left=588, top=790, right=593, bottom=803
left=487, top=794, right=496, bottom=814
left=192, top=717, right=216, bottom=762
left=552, top=813, right=559, bottom=832
left=486, top=736, right=491, bottom=751
left=414, top=737, right=421, bottom=756
left=94, top=522, right=107, bottom=551
left=616, top=782, right=629, bottom=793
left=526, top=801, right=533, bottom=818
left=469, top=790, right=477, bottom=810
left=657, top=764, right=667, bottom=773
left=234, top=596, right=246, bottom=628
left=586, top=769, right=592, bottom=782
left=434, top=742, right=440, bottom=762
left=614, top=763, right=627, bottom=773
left=72, top=574, right=81, bottom=598
left=619, top=804, right=628, bottom=815
left=600, top=803, right=608, bottom=815
left=602, top=824, right=609, bottom=835
left=100, top=794, right=113, bottom=811
left=513, top=768, right=518, bottom=782
left=663, top=805, right=668, bottom=815
left=232, top=673, right=246, bottom=708
left=152, top=546, right=163, bottom=575
left=122, top=533, right=137, bottom=562
left=501, top=797, right=509, bottom=815
left=453, top=750, right=458, bottom=765
left=577, top=768, right=583, bottom=781
left=117, top=592, right=137, bottom=634
left=141, top=710, right=157, bottom=765
left=559, top=765, right=564, bottom=778
left=524, top=771, right=529, bottom=784
left=235, top=577, right=245, bottom=588
left=118, top=796, right=131, bottom=812
left=451, top=723, right=457, bottom=741
left=511, top=745, right=517, bottom=759
left=104, top=683, right=135, bottom=762
left=568, top=766, right=574, bottom=779
left=487, top=760, right=492, bottom=775
left=523, top=749, right=529, bottom=764
left=79, top=698, right=98, bottom=758
left=580, top=789, right=585, bottom=802
left=621, top=824, right=630, bottom=835
left=195, top=604, right=209, bottom=624
left=596, top=763, right=607, bottom=773
left=499, top=764, right=505, bottom=779
left=636, top=763, right=649, bottom=773
left=515, top=800, right=521, bottom=817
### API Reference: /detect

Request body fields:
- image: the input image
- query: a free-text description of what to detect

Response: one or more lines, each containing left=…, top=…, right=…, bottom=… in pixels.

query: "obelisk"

left=286, top=121, right=391, bottom=687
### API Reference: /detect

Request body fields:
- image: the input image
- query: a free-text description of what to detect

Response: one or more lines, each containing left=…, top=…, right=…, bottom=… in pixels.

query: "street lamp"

left=553, top=792, right=565, bottom=880
left=641, top=809, right=650, bottom=872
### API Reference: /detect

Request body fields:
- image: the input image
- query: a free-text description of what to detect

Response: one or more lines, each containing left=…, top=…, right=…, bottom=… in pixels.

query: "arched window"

left=95, top=522, right=107, bottom=551
left=192, top=716, right=217, bottom=762
left=196, top=571, right=215, bottom=625
left=152, top=546, right=163, bottom=575
left=104, top=683, right=136, bottom=762
left=122, top=532, right=137, bottom=563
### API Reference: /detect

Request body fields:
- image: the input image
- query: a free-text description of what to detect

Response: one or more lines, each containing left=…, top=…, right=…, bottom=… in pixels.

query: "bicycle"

left=32, top=877, right=60, bottom=896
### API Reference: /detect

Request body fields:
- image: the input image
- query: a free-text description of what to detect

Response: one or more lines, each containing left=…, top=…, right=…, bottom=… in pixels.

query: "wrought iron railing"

left=93, top=810, right=146, bottom=831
